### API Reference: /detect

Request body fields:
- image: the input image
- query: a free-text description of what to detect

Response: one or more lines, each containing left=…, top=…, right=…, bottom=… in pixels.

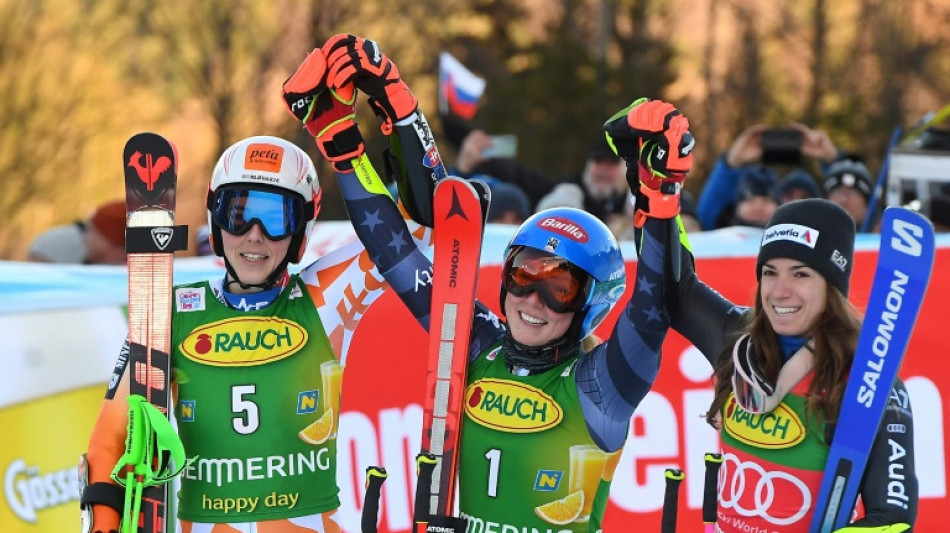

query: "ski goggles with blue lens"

left=503, top=246, right=592, bottom=314
left=211, top=188, right=304, bottom=240
left=731, top=334, right=814, bottom=414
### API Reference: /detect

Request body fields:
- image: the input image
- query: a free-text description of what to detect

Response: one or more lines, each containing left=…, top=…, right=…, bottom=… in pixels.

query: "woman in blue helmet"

left=280, top=35, right=693, bottom=530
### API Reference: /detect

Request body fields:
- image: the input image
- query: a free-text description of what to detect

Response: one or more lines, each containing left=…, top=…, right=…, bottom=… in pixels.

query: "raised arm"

left=573, top=99, right=695, bottom=451
left=281, top=36, right=505, bottom=354
left=281, top=40, right=435, bottom=328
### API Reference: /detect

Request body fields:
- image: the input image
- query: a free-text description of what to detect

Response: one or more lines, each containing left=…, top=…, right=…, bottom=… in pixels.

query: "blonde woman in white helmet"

left=80, top=135, right=409, bottom=533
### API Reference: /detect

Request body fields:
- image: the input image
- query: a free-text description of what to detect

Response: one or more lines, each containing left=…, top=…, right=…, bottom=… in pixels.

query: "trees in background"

left=2, top=0, right=948, bottom=258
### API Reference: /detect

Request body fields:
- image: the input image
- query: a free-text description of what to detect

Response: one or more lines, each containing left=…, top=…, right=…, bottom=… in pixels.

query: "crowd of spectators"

left=21, top=120, right=950, bottom=264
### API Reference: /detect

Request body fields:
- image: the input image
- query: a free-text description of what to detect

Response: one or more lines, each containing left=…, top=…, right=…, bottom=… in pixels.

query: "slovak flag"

left=438, top=51, right=486, bottom=120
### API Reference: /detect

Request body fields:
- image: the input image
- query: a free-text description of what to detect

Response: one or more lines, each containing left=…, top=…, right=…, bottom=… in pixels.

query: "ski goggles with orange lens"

left=211, top=188, right=304, bottom=240
left=731, top=334, right=815, bottom=414
left=503, top=247, right=592, bottom=313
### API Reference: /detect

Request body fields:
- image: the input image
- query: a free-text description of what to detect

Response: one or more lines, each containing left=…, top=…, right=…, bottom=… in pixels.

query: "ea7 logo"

left=891, top=219, right=923, bottom=257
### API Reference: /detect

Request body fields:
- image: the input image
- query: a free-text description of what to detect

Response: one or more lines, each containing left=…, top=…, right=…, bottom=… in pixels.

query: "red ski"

left=417, top=176, right=485, bottom=529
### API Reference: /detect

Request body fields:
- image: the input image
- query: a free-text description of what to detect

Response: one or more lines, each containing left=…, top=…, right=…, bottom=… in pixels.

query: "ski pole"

left=661, top=468, right=684, bottom=533
left=114, top=395, right=148, bottom=533
left=861, top=126, right=902, bottom=233
left=361, top=466, right=388, bottom=533
left=110, top=394, right=191, bottom=533
left=898, top=100, right=950, bottom=146
left=702, top=453, right=723, bottom=532
left=413, top=453, right=438, bottom=531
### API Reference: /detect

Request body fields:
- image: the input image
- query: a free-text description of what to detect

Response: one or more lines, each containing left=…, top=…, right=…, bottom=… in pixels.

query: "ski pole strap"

left=361, top=466, right=388, bottom=533
left=661, top=468, right=684, bottom=533
left=110, top=395, right=192, bottom=533
left=702, top=453, right=723, bottom=531
left=125, top=225, right=189, bottom=254
left=80, top=481, right=126, bottom=514
left=413, top=453, right=438, bottom=525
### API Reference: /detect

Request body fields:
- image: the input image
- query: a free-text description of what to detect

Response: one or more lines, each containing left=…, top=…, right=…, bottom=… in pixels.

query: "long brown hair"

left=705, top=282, right=862, bottom=428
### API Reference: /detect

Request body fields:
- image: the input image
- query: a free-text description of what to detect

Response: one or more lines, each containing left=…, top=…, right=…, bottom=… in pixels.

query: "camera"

left=761, top=129, right=803, bottom=165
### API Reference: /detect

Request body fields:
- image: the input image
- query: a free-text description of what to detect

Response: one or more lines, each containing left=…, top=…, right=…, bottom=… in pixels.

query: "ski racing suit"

left=84, top=234, right=425, bottom=532
left=333, top=112, right=668, bottom=533
left=653, top=234, right=918, bottom=532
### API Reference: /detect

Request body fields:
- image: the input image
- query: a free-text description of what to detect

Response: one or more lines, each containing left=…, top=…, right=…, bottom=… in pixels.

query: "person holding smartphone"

left=696, top=124, right=841, bottom=230
left=448, top=127, right=631, bottom=238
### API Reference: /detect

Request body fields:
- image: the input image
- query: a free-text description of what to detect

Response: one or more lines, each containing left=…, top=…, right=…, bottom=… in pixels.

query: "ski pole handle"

left=702, top=453, right=723, bottom=532
left=361, top=466, right=388, bottom=533
left=661, top=468, right=684, bottom=533
left=669, top=218, right=682, bottom=282
left=413, top=453, right=438, bottom=529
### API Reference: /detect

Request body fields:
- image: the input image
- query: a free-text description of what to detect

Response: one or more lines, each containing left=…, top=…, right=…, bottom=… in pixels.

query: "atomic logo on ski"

left=446, top=188, right=469, bottom=221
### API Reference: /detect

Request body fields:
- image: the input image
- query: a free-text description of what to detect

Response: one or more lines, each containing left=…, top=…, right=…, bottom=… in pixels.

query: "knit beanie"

left=779, top=169, right=821, bottom=199
left=824, top=158, right=873, bottom=202
left=757, top=198, right=856, bottom=296
left=486, top=181, right=531, bottom=222
left=28, top=223, right=87, bottom=263
left=89, top=200, right=127, bottom=249
left=737, top=166, right=781, bottom=204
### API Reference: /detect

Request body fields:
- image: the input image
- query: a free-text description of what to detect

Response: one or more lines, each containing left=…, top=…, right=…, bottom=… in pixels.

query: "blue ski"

left=810, top=207, right=934, bottom=533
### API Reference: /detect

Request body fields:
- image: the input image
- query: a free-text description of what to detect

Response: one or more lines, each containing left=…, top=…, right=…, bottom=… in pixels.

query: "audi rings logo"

left=719, top=453, right=812, bottom=526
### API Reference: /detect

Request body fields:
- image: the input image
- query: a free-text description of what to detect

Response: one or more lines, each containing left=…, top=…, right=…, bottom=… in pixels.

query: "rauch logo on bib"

left=723, top=395, right=805, bottom=449
left=180, top=317, right=307, bottom=366
left=464, top=379, right=562, bottom=432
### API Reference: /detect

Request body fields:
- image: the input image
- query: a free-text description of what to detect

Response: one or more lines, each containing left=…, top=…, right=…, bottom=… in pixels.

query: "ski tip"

left=434, top=176, right=485, bottom=224
left=123, top=132, right=179, bottom=208
left=880, top=205, right=936, bottom=266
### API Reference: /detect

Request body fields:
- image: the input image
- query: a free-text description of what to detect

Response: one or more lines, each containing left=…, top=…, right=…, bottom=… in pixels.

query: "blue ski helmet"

left=500, top=207, right=626, bottom=341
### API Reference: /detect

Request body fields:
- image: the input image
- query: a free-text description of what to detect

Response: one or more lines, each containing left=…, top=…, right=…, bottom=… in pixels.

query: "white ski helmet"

left=205, top=135, right=321, bottom=264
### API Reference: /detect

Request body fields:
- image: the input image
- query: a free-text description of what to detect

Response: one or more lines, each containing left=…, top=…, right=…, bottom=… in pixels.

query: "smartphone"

left=761, top=129, right=803, bottom=165
left=481, top=134, right=518, bottom=159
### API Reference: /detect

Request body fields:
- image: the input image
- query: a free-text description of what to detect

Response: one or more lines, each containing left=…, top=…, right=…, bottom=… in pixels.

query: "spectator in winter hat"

left=28, top=223, right=87, bottom=263
left=727, top=166, right=781, bottom=228
left=535, top=182, right=585, bottom=212
left=779, top=169, right=822, bottom=203
left=28, top=200, right=127, bottom=264
left=486, top=181, right=532, bottom=225
left=85, top=200, right=127, bottom=264
left=448, top=130, right=628, bottom=227
left=824, top=157, right=873, bottom=226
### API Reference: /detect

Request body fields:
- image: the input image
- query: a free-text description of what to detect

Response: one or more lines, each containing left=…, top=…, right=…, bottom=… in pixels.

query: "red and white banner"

left=334, top=248, right=949, bottom=532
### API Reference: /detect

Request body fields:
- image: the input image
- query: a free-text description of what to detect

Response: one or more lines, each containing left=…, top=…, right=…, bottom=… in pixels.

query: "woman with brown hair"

left=655, top=198, right=918, bottom=532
